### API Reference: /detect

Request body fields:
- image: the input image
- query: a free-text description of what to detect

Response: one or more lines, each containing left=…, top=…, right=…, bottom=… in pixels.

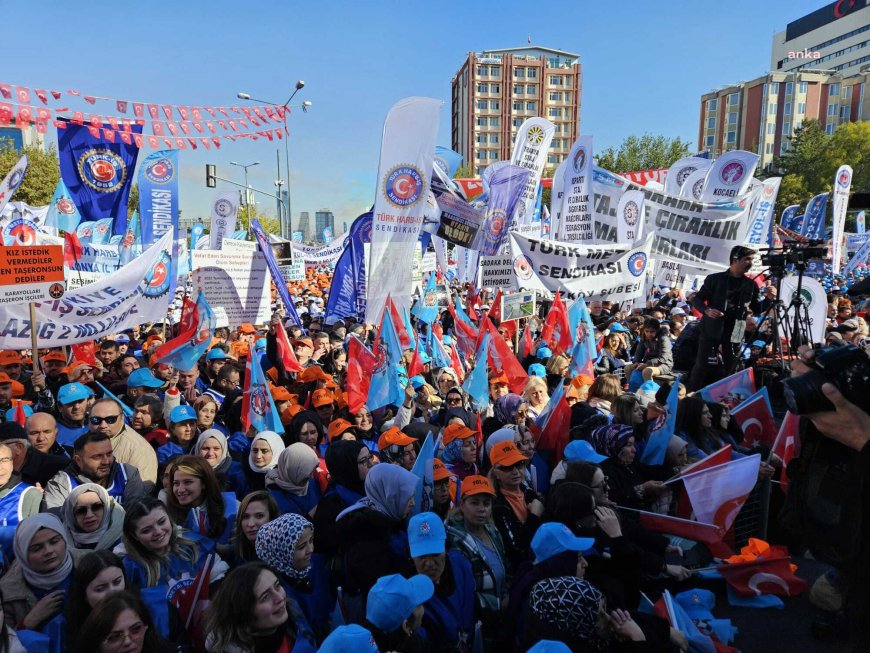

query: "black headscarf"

left=442, top=407, right=472, bottom=428
left=325, top=439, right=366, bottom=495
left=285, top=410, right=325, bottom=448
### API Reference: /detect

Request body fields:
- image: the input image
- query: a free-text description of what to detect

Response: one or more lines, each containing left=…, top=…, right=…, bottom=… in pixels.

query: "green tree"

left=772, top=120, right=829, bottom=194
left=775, top=174, right=809, bottom=216
left=128, top=183, right=138, bottom=217
left=826, top=121, right=870, bottom=193
left=236, top=203, right=280, bottom=234
left=596, top=134, right=692, bottom=173
left=0, top=142, right=60, bottom=206
left=453, top=165, right=475, bottom=179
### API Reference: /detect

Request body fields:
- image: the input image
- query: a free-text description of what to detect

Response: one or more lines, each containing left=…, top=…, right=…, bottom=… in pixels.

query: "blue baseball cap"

left=751, top=340, right=766, bottom=348
left=407, top=512, right=446, bottom=557
left=169, top=405, right=197, bottom=424
left=409, top=375, right=426, bottom=390
left=206, top=348, right=228, bottom=361
left=57, top=382, right=93, bottom=405
left=5, top=405, right=33, bottom=422
left=563, top=439, right=607, bottom=464
left=609, top=323, right=629, bottom=333
left=442, top=335, right=453, bottom=346
left=528, top=363, right=547, bottom=377
left=114, top=334, right=130, bottom=343
left=536, top=346, right=552, bottom=359
left=531, top=522, right=595, bottom=564
left=127, top=368, right=164, bottom=389
left=526, top=642, right=572, bottom=653
left=366, top=574, right=434, bottom=632
left=418, top=351, right=432, bottom=364
left=255, top=338, right=267, bottom=350
left=318, top=625, right=379, bottom=653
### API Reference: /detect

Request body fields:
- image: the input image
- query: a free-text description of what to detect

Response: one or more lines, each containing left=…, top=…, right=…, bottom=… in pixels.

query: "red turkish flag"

left=407, top=341, right=424, bottom=378
left=480, top=317, right=528, bottom=395
left=180, top=122, right=191, bottom=134
left=122, top=119, right=133, bottom=132
left=192, top=122, right=203, bottom=133
left=218, top=107, right=229, bottom=117
left=201, top=139, right=210, bottom=150
left=178, top=106, right=190, bottom=120
left=161, top=105, right=173, bottom=120
left=204, top=106, right=216, bottom=117
left=191, top=107, right=202, bottom=121
left=238, top=119, right=249, bottom=130
left=541, top=291, right=572, bottom=355
left=87, top=125, right=100, bottom=138
left=675, top=445, right=733, bottom=519
left=107, top=115, right=119, bottom=130
left=162, top=138, right=173, bottom=149
left=718, top=554, right=807, bottom=597
left=133, top=103, right=145, bottom=118
left=133, top=134, right=144, bottom=148
left=147, top=104, right=159, bottom=119
left=36, top=108, right=51, bottom=123
left=216, top=120, right=227, bottom=130
left=275, top=320, right=303, bottom=374
left=347, top=335, right=376, bottom=414
left=175, top=138, right=186, bottom=149
left=187, top=138, right=197, bottom=150
left=211, top=138, right=220, bottom=149
left=0, top=84, right=11, bottom=99
left=731, top=390, right=778, bottom=448
left=167, top=122, right=178, bottom=136
left=275, top=128, right=283, bottom=140
left=639, top=511, right=732, bottom=558
left=228, top=120, right=238, bottom=132
left=83, top=96, right=96, bottom=105
left=102, top=129, right=115, bottom=142
left=152, top=122, right=164, bottom=136
left=71, top=342, right=98, bottom=367
left=519, top=323, right=533, bottom=360
left=16, top=106, right=33, bottom=123
left=205, top=121, right=215, bottom=133
left=35, top=122, right=47, bottom=134
left=50, top=90, right=62, bottom=100
left=67, top=89, right=80, bottom=96
left=116, top=100, right=128, bottom=114
left=53, top=120, right=66, bottom=129
left=147, top=135, right=160, bottom=148
left=64, top=231, right=84, bottom=266
left=33, top=89, right=48, bottom=105
left=771, top=412, right=799, bottom=492
left=119, top=131, right=132, bottom=145
left=89, top=114, right=103, bottom=128
left=253, top=107, right=268, bottom=123
left=15, top=87, right=30, bottom=104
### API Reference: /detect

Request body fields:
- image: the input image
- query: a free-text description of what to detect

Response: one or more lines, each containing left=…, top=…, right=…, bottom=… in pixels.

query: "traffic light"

left=206, top=164, right=216, bottom=188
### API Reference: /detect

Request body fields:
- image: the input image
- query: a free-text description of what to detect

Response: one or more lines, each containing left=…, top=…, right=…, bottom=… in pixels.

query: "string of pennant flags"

left=0, top=81, right=290, bottom=149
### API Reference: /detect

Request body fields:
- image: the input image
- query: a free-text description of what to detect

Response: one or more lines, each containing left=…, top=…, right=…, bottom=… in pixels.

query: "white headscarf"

left=194, top=428, right=231, bottom=474
left=265, top=442, right=319, bottom=495
left=13, top=514, right=74, bottom=590
left=248, top=431, right=286, bottom=474
left=61, top=483, right=125, bottom=550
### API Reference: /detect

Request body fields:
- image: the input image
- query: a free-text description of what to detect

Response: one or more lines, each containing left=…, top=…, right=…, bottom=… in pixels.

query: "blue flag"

left=480, top=165, right=530, bottom=255
left=244, top=342, right=285, bottom=434
left=426, top=328, right=452, bottom=369
left=138, top=150, right=179, bottom=246
left=326, top=211, right=371, bottom=324
left=779, top=204, right=799, bottom=231
left=57, top=120, right=141, bottom=235
left=410, top=434, right=435, bottom=515
left=45, top=178, right=82, bottom=235
left=663, top=590, right=717, bottom=653
left=462, top=333, right=491, bottom=411
left=153, top=292, right=215, bottom=372
left=640, top=374, right=680, bottom=465
left=567, top=298, right=597, bottom=361
left=96, top=382, right=134, bottom=419
left=434, top=146, right=463, bottom=178
left=251, top=218, right=302, bottom=326
left=413, top=272, right=440, bottom=324
left=800, top=192, right=829, bottom=239
left=77, top=218, right=113, bottom=245
left=118, top=210, right=140, bottom=267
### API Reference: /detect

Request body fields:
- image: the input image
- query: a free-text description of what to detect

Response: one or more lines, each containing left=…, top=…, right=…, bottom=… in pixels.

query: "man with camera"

left=687, top=246, right=760, bottom=391
left=788, top=344, right=870, bottom=650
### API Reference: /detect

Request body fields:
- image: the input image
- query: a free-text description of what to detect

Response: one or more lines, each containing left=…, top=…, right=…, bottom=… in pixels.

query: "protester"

left=73, top=591, right=167, bottom=653
left=233, top=490, right=280, bottom=564
left=61, top=482, right=125, bottom=551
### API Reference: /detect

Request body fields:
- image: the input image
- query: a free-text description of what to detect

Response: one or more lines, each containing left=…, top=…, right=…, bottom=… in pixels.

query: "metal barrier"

left=733, top=479, right=772, bottom=548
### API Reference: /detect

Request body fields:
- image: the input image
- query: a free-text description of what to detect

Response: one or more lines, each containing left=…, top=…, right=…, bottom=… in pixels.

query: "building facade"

left=451, top=46, right=582, bottom=175
left=298, top=211, right=311, bottom=241
left=0, top=123, right=46, bottom=151
left=314, top=209, right=334, bottom=241
left=771, top=0, right=870, bottom=78
left=698, top=69, right=868, bottom=170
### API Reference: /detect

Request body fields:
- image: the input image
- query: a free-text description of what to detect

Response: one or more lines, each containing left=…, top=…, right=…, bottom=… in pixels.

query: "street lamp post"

left=230, top=161, right=259, bottom=231
left=237, top=82, right=310, bottom=240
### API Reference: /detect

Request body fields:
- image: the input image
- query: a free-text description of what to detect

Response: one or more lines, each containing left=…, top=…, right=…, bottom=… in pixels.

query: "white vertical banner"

left=558, top=135, right=594, bottom=242
left=781, top=276, right=828, bottom=345
left=664, top=156, right=712, bottom=196
left=432, top=235, right=449, bottom=278
left=831, top=164, right=853, bottom=274
left=366, top=97, right=441, bottom=323
left=209, top=191, right=238, bottom=250
left=679, top=168, right=708, bottom=200
left=616, top=190, right=644, bottom=245
left=0, top=155, right=28, bottom=221
left=509, top=117, right=555, bottom=229
left=549, top=160, right=567, bottom=240
left=699, top=150, right=759, bottom=202
left=746, top=177, right=781, bottom=246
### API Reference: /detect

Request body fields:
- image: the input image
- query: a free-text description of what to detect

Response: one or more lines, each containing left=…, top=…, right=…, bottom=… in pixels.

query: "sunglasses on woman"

left=74, top=502, right=105, bottom=517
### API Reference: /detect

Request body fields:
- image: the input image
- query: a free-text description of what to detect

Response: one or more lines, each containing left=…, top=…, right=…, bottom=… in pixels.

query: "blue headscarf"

left=494, top=393, right=524, bottom=425
left=336, top=463, right=418, bottom=522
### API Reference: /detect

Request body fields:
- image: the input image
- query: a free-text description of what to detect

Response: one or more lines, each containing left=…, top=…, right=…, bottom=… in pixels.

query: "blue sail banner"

left=800, top=193, right=829, bottom=240
left=779, top=205, right=799, bottom=232
left=138, top=150, right=179, bottom=246
left=325, top=211, right=371, bottom=324
left=56, top=120, right=141, bottom=235
left=251, top=218, right=302, bottom=326
left=479, top=164, right=530, bottom=255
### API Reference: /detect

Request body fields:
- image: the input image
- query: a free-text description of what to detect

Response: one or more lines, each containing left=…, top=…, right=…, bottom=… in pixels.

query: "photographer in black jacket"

left=688, top=246, right=760, bottom=391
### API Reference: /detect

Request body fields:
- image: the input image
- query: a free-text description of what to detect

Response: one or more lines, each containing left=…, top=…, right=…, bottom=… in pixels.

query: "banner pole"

left=28, top=303, right=39, bottom=375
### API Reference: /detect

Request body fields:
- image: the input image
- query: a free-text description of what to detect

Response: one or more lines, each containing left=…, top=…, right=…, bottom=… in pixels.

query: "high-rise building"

left=698, top=69, right=869, bottom=171
left=771, top=0, right=870, bottom=78
left=451, top=46, right=582, bottom=175
left=314, top=208, right=334, bottom=240
left=298, top=211, right=311, bottom=241
left=0, top=123, right=46, bottom=151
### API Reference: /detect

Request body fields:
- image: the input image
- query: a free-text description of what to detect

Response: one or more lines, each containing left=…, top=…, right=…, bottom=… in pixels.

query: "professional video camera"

left=759, top=240, right=828, bottom=270
left=781, top=342, right=870, bottom=415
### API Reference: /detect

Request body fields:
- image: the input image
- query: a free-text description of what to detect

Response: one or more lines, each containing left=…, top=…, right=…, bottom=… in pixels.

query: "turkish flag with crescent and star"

left=718, top=553, right=807, bottom=597
left=730, top=387, right=777, bottom=448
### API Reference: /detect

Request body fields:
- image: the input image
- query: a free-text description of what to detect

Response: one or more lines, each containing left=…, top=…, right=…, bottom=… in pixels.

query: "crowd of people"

left=0, top=244, right=865, bottom=653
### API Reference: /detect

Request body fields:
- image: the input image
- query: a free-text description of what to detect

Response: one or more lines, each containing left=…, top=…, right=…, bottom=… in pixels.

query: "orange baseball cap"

left=442, top=423, right=476, bottom=446
left=270, top=386, right=294, bottom=402
left=41, top=351, right=67, bottom=363
left=433, top=458, right=451, bottom=482
left=298, top=366, right=330, bottom=383
left=571, top=374, right=594, bottom=389
left=293, top=337, right=314, bottom=350
left=489, top=371, right=509, bottom=387
left=10, top=381, right=25, bottom=398
left=281, top=404, right=303, bottom=425
left=461, top=475, right=495, bottom=497
left=65, top=360, right=93, bottom=375
left=378, top=426, right=416, bottom=451
left=238, top=323, right=257, bottom=335
left=0, top=373, right=12, bottom=384
left=0, top=351, right=23, bottom=365
left=489, top=441, right=527, bottom=468
left=310, top=389, right=334, bottom=408
left=327, top=418, right=355, bottom=442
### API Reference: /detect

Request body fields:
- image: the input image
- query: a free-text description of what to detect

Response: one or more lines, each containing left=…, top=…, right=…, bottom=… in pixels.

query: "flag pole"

left=28, top=303, right=39, bottom=376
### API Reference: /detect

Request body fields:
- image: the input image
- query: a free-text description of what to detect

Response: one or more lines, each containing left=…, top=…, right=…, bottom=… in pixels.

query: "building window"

left=514, top=84, right=525, bottom=95
left=489, top=134, right=499, bottom=144
left=490, top=100, right=500, bottom=110
left=491, top=84, right=501, bottom=93
left=527, top=68, right=537, bottom=78
left=477, top=66, right=488, bottom=76
left=784, top=102, right=791, bottom=114
left=769, top=103, right=777, bottom=115
left=548, top=107, right=561, bottom=118
left=477, top=100, right=487, bottom=110
left=728, top=112, right=737, bottom=125
left=797, top=102, right=806, bottom=114
left=828, top=103, right=837, bottom=116
left=550, top=92, right=562, bottom=101
left=766, top=143, right=774, bottom=154
left=477, top=83, right=488, bottom=93
left=707, top=98, right=718, bottom=111
left=829, top=83, right=840, bottom=96
left=526, top=101, right=536, bottom=111
left=489, top=151, right=498, bottom=159
left=476, top=134, right=487, bottom=144
left=726, top=131, right=736, bottom=143
left=707, top=117, right=716, bottom=129
left=840, top=105, right=850, bottom=120
left=526, top=85, right=535, bottom=95
left=826, top=123, right=835, bottom=135
left=513, top=117, right=522, bottom=127
left=476, top=117, right=487, bottom=126
left=547, top=154, right=559, bottom=164
left=770, top=82, right=779, bottom=94
left=783, top=121, right=791, bottom=134
left=489, top=117, right=500, bottom=127
left=476, top=149, right=486, bottom=160
left=785, top=82, right=794, bottom=95
left=515, top=68, right=525, bottom=78
left=799, top=81, right=808, bottom=94
left=513, top=101, right=522, bottom=111
left=728, top=93, right=739, bottom=105
left=549, top=76, right=563, bottom=85
left=767, top=123, right=775, bottom=135
left=705, top=135, right=714, bottom=148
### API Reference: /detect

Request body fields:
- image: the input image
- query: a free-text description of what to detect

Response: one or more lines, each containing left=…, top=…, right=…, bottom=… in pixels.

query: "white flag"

left=679, top=169, right=708, bottom=200
left=366, top=97, right=441, bottom=323
left=549, top=160, right=567, bottom=240
left=700, top=150, right=759, bottom=202
left=682, top=454, right=760, bottom=531
left=616, top=190, right=644, bottom=244
left=0, top=155, right=28, bottom=220
left=831, top=164, right=853, bottom=274
left=558, top=136, right=594, bottom=242
left=209, top=191, right=238, bottom=250
left=509, top=117, right=555, bottom=230
left=664, top=156, right=712, bottom=196
left=746, top=178, right=781, bottom=245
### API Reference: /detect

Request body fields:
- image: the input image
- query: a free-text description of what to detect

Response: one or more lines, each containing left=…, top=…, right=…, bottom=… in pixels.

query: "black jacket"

left=19, top=447, right=69, bottom=487
left=690, top=271, right=760, bottom=341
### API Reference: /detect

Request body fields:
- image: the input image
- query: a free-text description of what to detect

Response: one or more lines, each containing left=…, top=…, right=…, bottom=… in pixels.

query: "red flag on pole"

left=347, top=335, right=376, bottom=414
left=63, top=231, right=83, bottom=267
left=274, top=320, right=303, bottom=374
left=541, top=291, right=572, bottom=355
